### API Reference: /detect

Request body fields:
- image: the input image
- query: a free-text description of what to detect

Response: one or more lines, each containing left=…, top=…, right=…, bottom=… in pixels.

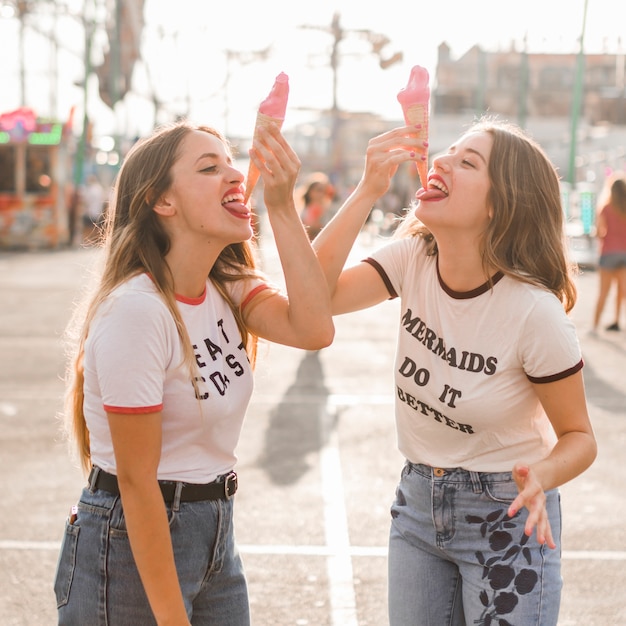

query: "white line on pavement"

left=2, top=540, right=625, bottom=562
left=319, top=406, right=359, bottom=626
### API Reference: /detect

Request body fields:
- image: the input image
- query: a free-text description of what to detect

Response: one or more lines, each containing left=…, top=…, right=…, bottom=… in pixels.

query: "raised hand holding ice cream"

left=397, top=65, right=430, bottom=189
left=244, top=72, right=290, bottom=204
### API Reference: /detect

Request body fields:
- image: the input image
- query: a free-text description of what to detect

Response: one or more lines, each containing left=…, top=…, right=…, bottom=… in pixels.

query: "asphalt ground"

left=0, top=229, right=625, bottom=625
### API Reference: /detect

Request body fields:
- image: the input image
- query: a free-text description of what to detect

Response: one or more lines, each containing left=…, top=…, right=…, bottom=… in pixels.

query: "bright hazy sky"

left=1, top=0, right=624, bottom=140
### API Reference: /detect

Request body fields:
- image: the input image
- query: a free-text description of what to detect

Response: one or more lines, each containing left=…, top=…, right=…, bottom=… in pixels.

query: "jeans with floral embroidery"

left=388, top=461, right=562, bottom=626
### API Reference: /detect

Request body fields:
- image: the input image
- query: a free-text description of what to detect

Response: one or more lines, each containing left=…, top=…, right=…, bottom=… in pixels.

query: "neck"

left=165, top=240, right=220, bottom=299
left=436, top=245, right=493, bottom=293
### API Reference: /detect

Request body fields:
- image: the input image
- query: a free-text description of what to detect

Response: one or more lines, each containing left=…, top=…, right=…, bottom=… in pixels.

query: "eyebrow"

left=194, top=151, right=233, bottom=167
left=195, top=152, right=219, bottom=164
left=449, top=145, right=488, bottom=166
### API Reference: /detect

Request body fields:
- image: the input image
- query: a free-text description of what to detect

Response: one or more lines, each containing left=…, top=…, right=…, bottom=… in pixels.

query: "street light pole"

left=73, top=0, right=96, bottom=191
left=567, top=0, right=590, bottom=185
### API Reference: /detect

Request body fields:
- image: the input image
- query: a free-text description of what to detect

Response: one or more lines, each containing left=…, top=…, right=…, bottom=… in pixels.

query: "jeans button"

left=433, top=468, right=445, bottom=477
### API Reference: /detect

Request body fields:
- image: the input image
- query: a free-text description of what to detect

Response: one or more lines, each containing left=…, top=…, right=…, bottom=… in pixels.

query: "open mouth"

left=416, top=176, right=448, bottom=201
left=221, top=191, right=250, bottom=218
left=428, top=177, right=449, bottom=196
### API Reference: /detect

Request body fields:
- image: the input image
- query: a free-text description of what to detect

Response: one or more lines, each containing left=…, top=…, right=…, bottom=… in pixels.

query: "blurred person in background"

left=298, top=172, right=335, bottom=241
left=81, top=174, right=107, bottom=244
left=54, top=121, right=333, bottom=626
left=591, top=173, right=626, bottom=333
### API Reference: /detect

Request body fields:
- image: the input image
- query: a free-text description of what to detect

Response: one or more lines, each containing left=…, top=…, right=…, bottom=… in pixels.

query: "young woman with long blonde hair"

left=54, top=120, right=333, bottom=625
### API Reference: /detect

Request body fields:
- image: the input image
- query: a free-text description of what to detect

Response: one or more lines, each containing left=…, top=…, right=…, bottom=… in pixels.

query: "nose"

left=431, top=153, right=449, bottom=172
left=228, top=164, right=244, bottom=185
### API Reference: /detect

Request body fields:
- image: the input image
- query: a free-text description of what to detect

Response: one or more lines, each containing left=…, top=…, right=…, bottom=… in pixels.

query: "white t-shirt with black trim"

left=83, top=273, right=267, bottom=483
left=367, top=236, right=583, bottom=472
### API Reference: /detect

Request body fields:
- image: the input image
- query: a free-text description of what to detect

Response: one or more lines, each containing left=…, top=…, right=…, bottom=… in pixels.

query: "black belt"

left=88, top=467, right=237, bottom=502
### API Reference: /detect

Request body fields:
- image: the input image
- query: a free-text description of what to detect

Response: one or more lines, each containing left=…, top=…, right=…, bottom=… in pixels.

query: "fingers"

left=370, top=124, right=428, bottom=154
left=250, top=126, right=300, bottom=184
left=249, top=126, right=301, bottom=210
left=508, top=464, right=556, bottom=549
left=363, top=125, right=428, bottom=179
left=532, top=511, right=556, bottom=549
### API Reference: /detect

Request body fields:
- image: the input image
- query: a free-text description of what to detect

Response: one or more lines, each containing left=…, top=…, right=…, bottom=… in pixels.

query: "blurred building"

left=276, top=42, right=626, bottom=204
left=434, top=42, right=626, bottom=125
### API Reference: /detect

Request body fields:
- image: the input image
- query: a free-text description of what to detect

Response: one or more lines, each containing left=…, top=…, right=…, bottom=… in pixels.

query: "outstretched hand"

left=508, top=463, right=556, bottom=549
left=248, top=124, right=301, bottom=214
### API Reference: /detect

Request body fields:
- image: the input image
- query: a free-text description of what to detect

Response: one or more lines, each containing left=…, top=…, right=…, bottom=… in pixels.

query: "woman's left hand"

left=249, top=124, right=301, bottom=213
left=508, top=462, right=556, bottom=549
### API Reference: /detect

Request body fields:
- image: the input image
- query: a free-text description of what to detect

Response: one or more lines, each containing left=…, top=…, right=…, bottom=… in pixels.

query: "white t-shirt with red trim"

left=367, top=236, right=583, bottom=472
left=83, top=273, right=267, bottom=482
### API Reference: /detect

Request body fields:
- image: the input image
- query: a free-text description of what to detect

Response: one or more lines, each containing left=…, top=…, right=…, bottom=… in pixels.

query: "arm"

left=244, top=124, right=334, bottom=349
left=313, top=125, right=426, bottom=313
left=595, top=206, right=607, bottom=239
left=508, top=370, right=597, bottom=547
left=107, top=411, right=191, bottom=626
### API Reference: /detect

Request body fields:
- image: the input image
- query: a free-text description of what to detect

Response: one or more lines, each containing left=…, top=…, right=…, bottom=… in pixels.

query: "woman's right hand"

left=248, top=124, right=301, bottom=216
left=355, top=124, right=427, bottom=201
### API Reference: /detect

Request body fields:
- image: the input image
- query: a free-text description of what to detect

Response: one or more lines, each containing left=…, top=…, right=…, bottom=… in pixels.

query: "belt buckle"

left=224, top=471, right=237, bottom=499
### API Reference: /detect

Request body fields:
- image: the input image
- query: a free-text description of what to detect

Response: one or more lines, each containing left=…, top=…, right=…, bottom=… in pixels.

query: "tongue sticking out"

left=223, top=200, right=250, bottom=217
left=416, top=187, right=447, bottom=201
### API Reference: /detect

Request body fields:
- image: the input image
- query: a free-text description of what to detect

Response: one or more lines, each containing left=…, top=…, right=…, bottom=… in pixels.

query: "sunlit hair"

left=395, top=116, right=577, bottom=313
left=63, top=121, right=263, bottom=473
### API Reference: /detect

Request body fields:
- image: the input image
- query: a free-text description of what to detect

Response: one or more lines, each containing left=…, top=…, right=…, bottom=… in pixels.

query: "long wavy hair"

left=63, top=121, right=264, bottom=473
left=395, top=117, right=577, bottom=312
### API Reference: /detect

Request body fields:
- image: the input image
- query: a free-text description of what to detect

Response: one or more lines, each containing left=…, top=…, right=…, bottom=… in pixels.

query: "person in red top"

left=298, top=173, right=335, bottom=241
left=592, top=174, right=626, bottom=332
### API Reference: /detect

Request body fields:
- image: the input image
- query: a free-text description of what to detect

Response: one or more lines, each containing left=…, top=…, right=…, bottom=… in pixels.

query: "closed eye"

left=199, top=165, right=218, bottom=173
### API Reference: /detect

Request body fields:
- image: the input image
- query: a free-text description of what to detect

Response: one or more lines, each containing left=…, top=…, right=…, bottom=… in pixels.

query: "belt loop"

left=172, top=482, right=183, bottom=511
left=469, top=471, right=483, bottom=494
left=88, top=466, right=100, bottom=492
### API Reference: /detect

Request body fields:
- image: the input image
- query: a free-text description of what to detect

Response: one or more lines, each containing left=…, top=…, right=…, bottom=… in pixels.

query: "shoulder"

left=97, top=274, right=171, bottom=327
left=369, top=234, right=430, bottom=264
left=220, top=271, right=274, bottom=309
left=366, top=236, right=433, bottom=297
left=498, top=276, right=563, bottom=312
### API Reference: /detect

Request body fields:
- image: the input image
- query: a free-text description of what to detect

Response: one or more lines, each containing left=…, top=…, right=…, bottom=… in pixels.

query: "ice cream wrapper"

left=244, top=73, right=290, bottom=204
left=402, top=103, right=429, bottom=189
left=243, top=113, right=285, bottom=204
left=397, top=65, right=430, bottom=189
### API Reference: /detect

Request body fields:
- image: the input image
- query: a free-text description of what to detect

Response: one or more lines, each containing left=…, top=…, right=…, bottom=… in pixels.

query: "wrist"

left=347, top=183, right=380, bottom=212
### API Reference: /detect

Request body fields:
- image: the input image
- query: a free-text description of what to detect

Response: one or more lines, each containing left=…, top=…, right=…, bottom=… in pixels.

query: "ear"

left=152, top=192, right=176, bottom=217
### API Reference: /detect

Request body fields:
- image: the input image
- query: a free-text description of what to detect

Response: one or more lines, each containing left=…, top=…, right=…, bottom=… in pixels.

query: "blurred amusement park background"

left=0, top=0, right=625, bottom=262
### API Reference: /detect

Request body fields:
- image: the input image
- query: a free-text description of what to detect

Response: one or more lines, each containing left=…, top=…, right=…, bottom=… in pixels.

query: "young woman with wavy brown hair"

left=314, top=117, right=596, bottom=625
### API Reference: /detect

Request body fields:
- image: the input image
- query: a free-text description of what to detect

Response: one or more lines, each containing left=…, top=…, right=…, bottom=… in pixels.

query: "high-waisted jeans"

left=54, top=481, right=249, bottom=625
left=388, top=461, right=562, bottom=626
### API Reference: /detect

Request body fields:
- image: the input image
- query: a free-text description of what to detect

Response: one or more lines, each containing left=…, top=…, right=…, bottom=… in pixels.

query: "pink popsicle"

left=397, top=65, right=430, bottom=188
left=244, top=73, right=290, bottom=204
left=259, top=71, right=289, bottom=118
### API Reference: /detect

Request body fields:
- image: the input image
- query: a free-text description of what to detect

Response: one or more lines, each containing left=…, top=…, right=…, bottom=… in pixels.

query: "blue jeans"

left=388, top=462, right=562, bottom=626
left=54, top=481, right=249, bottom=625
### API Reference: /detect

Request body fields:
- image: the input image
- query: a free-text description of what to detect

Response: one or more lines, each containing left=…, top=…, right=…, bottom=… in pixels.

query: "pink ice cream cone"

left=397, top=65, right=430, bottom=189
left=244, top=72, right=289, bottom=204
